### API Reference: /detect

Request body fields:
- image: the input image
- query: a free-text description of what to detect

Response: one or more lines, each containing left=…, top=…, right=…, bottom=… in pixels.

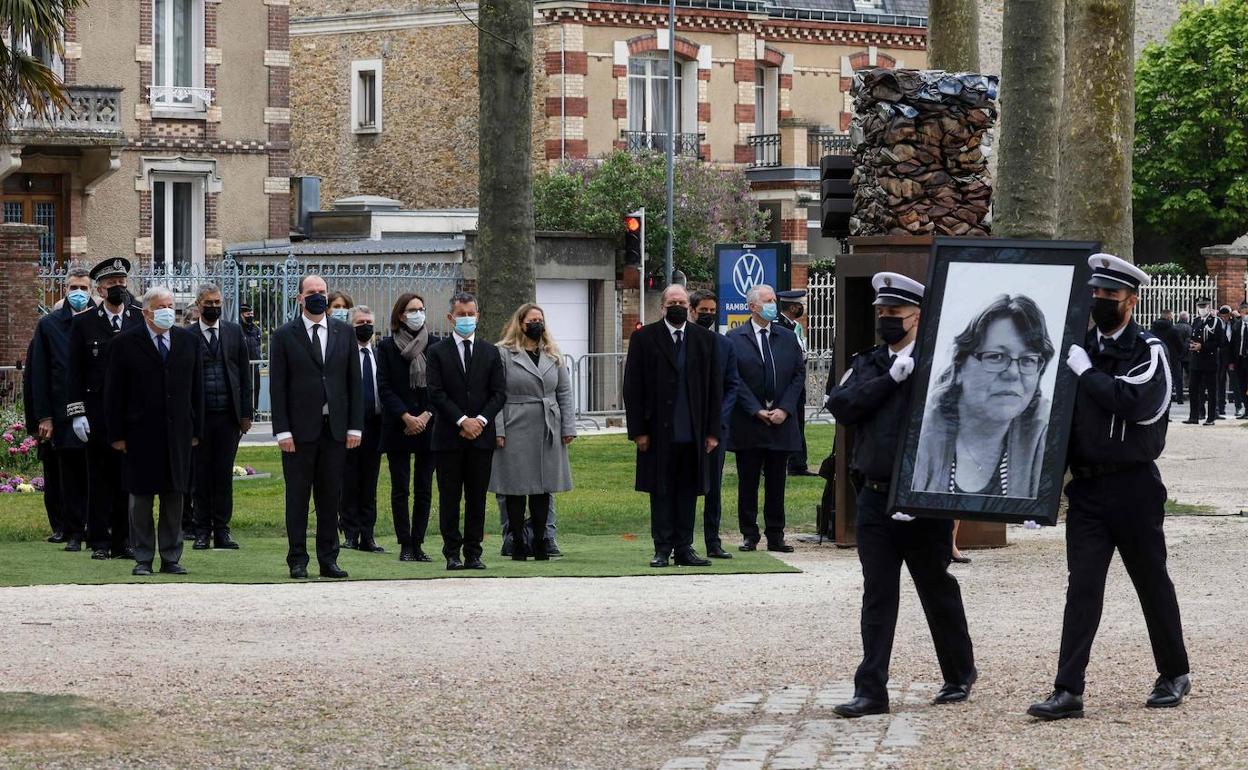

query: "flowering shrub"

left=0, top=471, right=44, bottom=494
left=0, top=406, right=41, bottom=479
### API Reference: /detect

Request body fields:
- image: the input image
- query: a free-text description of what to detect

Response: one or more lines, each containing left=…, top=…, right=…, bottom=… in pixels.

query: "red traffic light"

left=634, top=321, right=643, bottom=332
left=624, top=216, right=641, bottom=233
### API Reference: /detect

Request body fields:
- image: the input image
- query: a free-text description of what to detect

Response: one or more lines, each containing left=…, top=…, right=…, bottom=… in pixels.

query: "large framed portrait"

left=887, top=237, right=1098, bottom=525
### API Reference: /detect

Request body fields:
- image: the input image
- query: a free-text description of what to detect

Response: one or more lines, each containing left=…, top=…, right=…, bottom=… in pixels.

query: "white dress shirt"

left=889, top=340, right=916, bottom=359
left=451, top=331, right=488, bottom=427
left=147, top=324, right=170, bottom=354
left=663, top=319, right=688, bottom=345
left=1098, top=323, right=1127, bottom=351
left=275, top=313, right=361, bottom=443
left=105, top=304, right=124, bottom=329
left=198, top=318, right=220, bottom=345
left=750, top=318, right=773, bottom=356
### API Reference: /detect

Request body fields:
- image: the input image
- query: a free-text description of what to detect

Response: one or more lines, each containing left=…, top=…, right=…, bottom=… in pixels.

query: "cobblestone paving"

left=662, top=682, right=936, bottom=770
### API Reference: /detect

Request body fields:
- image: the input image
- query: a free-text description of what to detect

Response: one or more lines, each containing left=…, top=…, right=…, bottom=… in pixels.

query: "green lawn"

left=0, top=426, right=835, bottom=586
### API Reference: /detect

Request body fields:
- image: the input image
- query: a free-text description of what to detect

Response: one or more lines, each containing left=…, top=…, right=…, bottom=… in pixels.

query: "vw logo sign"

left=732, top=252, right=765, bottom=298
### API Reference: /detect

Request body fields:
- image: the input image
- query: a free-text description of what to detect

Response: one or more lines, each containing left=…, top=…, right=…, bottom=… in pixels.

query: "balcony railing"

left=8, top=86, right=123, bottom=134
left=808, top=130, right=853, bottom=161
left=148, top=85, right=214, bottom=111
left=622, top=130, right=704, bottom=160
left=748, top=133, right=780, bottom=168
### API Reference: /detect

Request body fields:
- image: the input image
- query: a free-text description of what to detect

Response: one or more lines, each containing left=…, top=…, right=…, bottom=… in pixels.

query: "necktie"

left=760, top=328, right=776, bottom=404
left=361, top=348, right=377, bottom=414
left=462, top=339, right=473, bottom=373
left=310, top=323, right=324, bottom=367
left=674, top=329, right=683, bottom=352
left=157, top=334, right=168, bottom=362
left=112, top=315, right=121, bottom=332
left=207, top=327, right=217, bottom=352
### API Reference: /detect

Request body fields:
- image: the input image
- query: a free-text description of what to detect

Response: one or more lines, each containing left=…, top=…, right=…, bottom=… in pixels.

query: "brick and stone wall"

left=0, top=224, right=44, bottom=366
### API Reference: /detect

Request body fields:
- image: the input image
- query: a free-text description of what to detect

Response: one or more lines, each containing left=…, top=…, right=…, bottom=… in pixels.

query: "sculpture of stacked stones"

left=848, top=68, right=998, bottom=237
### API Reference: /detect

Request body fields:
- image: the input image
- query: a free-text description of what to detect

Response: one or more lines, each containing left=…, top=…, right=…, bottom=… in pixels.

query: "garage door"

left=536, top=279, right=589, bottom=407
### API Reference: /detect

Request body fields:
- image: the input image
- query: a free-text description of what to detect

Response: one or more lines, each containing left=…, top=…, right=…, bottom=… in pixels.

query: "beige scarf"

left=394, top=323, right=429, bottom=389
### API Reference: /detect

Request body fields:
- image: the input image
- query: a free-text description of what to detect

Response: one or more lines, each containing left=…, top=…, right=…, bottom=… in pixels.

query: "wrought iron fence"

left=1134, top=273, right=1219, bottom=328
left=808, top=130, right=852, bottom=162
left=805, top=271, right=836, bottom=355
left=621, top=130, right=704, bottom=159
left=748, top=133, right=780, bottom=168
left=0, top=365, right=22, bottom=414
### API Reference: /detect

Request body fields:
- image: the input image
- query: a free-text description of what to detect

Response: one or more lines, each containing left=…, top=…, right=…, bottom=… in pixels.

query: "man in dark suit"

left=623, top=284, right=722, bottom=568
left=1174, top=311, right=1192, bottom=404
left=691, top=289, right=739, bottom=559
left=270, top=274, right=364, bottom=579
left=341, top=305, right=386, bottom=553
left=426, top=292, right=507, bottom=570
left=240, top=303, right=263, bottom=412
left=104, top=286, right=203, bottom=576
left=1228, top=302, right=1248, bottom=418
left=189, top=283, right=253, bottom=550
left=1216, top=305, right=1235, bottom=417
left=727, top=283, right=805, bottom=553
left=1149, top=310, right=1184, bottom=408
left=1183, top=298, right=1222, bottom=425
left=67, top=257, right=145, bottom=560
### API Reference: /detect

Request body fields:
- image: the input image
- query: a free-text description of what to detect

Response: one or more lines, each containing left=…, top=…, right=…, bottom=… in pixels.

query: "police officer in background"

left=1182, top=297, right=1221, bottom=426
left=1028, top=254, right=1190, bottom=721
left=774, top=289, right=816, bottom=477
left=240, top=303, right=263, bottom=411
left=826, top=272, right=976, bottom=718
left=67, top=258, right=144, bottom=560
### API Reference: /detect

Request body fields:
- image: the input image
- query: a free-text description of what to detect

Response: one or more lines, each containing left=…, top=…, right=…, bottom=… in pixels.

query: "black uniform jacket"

left=66, top=302, right=144, bottom=420
left=826, top=344, right=910, bottom=482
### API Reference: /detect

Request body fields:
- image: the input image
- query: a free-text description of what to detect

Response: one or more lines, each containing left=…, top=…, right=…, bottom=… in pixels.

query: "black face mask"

left=241, top=314, right=254, bottom=325
left=695, top=311, right=716, bottom=328
left=1091, top=297, right=1126, bottom=334
left=106, top=285, right=126, bottom=307
left=524, top=321, right=545, bottom=341
left=304, top=292, right=328, bottom=315
left=877, top=315, right=909, bottom=345
left=786, top=304, right=805, bottom=319
left=200, top=305, right=222, bottom=323
left=665, top=305, right=688, bottom=326
left=354, top=323, right=374, bottom=342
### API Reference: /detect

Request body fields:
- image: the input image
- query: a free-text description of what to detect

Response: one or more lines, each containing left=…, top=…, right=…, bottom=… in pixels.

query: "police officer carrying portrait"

left=826, top=272, right=977, bottom=718
left=66, top=257, right=145, bottom=560
left=1028, top=254, right=1190, bottom=720
left=1183, top=296, right=1222, bottom=425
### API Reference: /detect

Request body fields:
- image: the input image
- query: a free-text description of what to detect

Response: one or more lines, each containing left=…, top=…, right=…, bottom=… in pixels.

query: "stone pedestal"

left=1202, top=236, right=1248, bottom=309
left=0, top=223, right=45, bottom=367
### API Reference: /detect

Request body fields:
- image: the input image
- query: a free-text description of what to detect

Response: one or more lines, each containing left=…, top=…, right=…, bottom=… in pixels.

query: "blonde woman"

left=488, top=303, right=576, bottom=560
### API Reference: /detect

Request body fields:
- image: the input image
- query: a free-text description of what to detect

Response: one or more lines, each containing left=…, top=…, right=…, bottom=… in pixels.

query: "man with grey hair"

left=341, top=304, right=387, bottom=553
left=189, top=282, right=252, bottom=550
left=105, top=286, right=203, bottom=576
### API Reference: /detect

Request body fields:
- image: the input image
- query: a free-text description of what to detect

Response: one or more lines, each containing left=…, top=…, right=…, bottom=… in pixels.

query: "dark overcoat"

left=30, top=303, right=88, bottom=448
left=375, top=334, right=442, bottom=453
left=726, top=322, right=805, bottom=452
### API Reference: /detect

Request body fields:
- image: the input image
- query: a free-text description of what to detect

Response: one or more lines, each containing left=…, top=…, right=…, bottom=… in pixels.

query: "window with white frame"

left=152, top=174, right=205, bottom=272
left=628, top=54, right=684, bottom=136
left=754, top=66, right=779, bottom=136
left=351, top=59, right=383, bottom=134
left=152, top=0, right=209, bottom=111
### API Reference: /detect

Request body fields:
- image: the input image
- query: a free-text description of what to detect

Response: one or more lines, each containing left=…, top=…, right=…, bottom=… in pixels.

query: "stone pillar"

left=1202, top=236, right=1248, bottom=309
left=0, top=223, right=45, bottom=366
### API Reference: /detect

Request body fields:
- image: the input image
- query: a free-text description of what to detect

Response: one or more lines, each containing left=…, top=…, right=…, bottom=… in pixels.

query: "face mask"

left=67, top=290, right=90, bottom=311
left=331, top=308, right=350, bottom=323
left=354, top=323, right=374, bottom=342
left=524, top=321, right=545, bottom=341
left=695, top=311, right=716, bottom=329
left=405, top=310, right=426, bottom=330
left=759, top=302, right=779, bottom=322
left=200, top=305, right=222, bottom=323
left=151, top=308, right=176, bottom=330
left=665, top=305, right=688, bottom=326
left=105, top=285, right=126, bottom=306
left=304, top=292, right=328, bottom=315
left=1091, top=297, right=1125, bottom=334
left=241, top=314, right=254, bottom=325
left=454, top=316, right=478, bottom=337
left=786, top=304, right=805, bottom=319
left=877, top=315, right=909, bottom=345
left=1197, top=306, right=1210, bottom=318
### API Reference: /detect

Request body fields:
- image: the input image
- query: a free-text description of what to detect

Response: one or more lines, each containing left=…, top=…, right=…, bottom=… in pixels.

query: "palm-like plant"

left=0, top=0, right=87, bottom=137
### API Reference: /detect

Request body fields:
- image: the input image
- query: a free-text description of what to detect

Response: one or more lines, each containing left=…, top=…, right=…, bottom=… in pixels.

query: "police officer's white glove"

left=889, top=355, right=915, bottom=383
left=72, top=416, right=90, bottom=443
left=890, top=512, right=916, bottom=522
left=1023, top=520, right=1041, bottom=530
left=1066, top=345, right=1093, bottom=376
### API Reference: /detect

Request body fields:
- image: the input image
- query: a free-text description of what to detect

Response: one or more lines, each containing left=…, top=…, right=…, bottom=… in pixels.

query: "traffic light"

left=820, top=155, right=854, bottom=238
left=623, top=209, right=645, bottom=266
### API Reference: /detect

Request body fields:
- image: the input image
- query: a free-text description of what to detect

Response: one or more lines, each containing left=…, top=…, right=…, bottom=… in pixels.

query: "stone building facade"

left=0, top=0, right=289, bottom=270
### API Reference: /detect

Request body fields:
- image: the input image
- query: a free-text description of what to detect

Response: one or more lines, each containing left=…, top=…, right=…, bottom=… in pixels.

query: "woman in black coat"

left=375, top=292, right=441, bottom=562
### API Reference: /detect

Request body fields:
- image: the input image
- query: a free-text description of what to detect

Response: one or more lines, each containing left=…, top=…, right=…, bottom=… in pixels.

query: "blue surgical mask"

left=331, top=308, right=350, bottom=323
left=454, top=316, right=478, bottom=337
left=405, top=310, right=426, bottom=329
left=760, top=302, right=779, bottom=322
left=152, top=307, right=176, bottom=330
left=67, top=290, right=90, bottom=311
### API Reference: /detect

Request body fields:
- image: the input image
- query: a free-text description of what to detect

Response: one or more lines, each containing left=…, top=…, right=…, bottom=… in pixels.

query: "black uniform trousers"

left=341, top=414, right=383, bottom=542
left=1055, top=464, right=1189, bottom=695
left=1189, top=367, right=1217, bottom=421
left=1233, top=355, right=1248, bottom=411
left=56, top=447, right=87, bottom=538
left=281, top=419, right=345, bottom=570
left=651, top=442, right=699, bottom=554
left=388, top=449, right=436, bottom=546
left=85, top=432, right=129, bottom=553
left=788, top=396, right=809, bottom=473
left=1217, top=353, right=1232, bottom=413
left=435, top=447, right=494, bottom=560
left=853, top=486, right=975, bottom=702
left=736, top=448, right=789, bottom=546
left=193, top=411, right=242, bottom=537
left=702, top=443, right=727, bottom=551
left=38, top=443, right=62, bottom=534
left=1170, top=356, right=1184, bottom=403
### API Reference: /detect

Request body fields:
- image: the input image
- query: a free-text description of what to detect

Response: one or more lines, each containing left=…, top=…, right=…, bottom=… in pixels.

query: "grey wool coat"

left=488, top=347, right=577, bottom=496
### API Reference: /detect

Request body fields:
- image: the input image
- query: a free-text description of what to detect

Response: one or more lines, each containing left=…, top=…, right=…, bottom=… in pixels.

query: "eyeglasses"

left=969, top=351, right=1044, bottom=375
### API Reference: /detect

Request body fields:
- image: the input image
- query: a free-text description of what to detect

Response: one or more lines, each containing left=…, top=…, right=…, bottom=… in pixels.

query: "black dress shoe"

left=706, top=545, right=733, bottom=559
left=290, top=566, right=309, bottom=579
left=159, top=562, right=188, bottom=575
left=674, top=549, right=711, bottom=566
left=1027, top=689, right=1084, bottom=720
left=1181, top=419, right=1200, bottom=424
left=833, top=696, right=889, bottom=718
left=193, top=534, right=211, bottom=550
left=650, top=552, right=670, bottom=568
left=412, top=548, right=432, bottom=563
left=91, top=548, right=111, bottom=560
left=342, top=535, right=358, bottom=550
left=767, top=542, right=795, bottom=553
left=399, top=545, right=417, bottom=562
left=511, top=547, right=529, bottom=562
left=358, top=540, right=386, bottom=554
left=132, top=562, right=153, bottom=576
left=446, top=557, right=465, bottom=571
left=182, top=530, right=196, bottom=541
left=64, top=538, right=82, bottom=552
left=1204, top=419, right=1216, bottom=426
left=110, top=546, right=134, bottom=560
left=789, top=468, right=819, bottom=477
left=214, top=533, right=240, bottom=550
left=738, top=541, right=758, bottom=552
left=319, top=563, right=349, bottom=579
left=47, top=531, right=66, bottom=544
left=500, top=537, right=513, bottom=557
left=1146, top=674, right=1190, bottom=708
left=464, top=557, right=486, bottom=570
left=933, top=681, right=973, bottom=704
left=544, top=539, right=562, bottom=557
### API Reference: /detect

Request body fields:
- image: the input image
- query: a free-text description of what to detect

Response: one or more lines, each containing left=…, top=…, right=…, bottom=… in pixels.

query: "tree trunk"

left=927, top=0, right=981, bottom=71
left=477, top=0, right=535, bottom=339
left=994, top=0, right=1064, bottom=239
left=1058, top=0, right=1134, bottom=259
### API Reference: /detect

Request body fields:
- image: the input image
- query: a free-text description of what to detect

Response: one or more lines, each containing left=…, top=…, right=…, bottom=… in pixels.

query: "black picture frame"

left=886, top=237, right=1099, bottom=526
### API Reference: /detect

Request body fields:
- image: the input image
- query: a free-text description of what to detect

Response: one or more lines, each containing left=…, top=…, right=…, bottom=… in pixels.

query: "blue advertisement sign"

left=714, top=243, right=791, bottom=332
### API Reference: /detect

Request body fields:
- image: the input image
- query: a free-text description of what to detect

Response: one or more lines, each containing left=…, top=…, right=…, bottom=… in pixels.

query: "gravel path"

left=2, top=421, right=1245, bottom=769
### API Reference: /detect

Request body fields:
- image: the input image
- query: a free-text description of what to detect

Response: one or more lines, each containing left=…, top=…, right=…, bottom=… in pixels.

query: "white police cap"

left=1088, top=253, right=1149, bottom=291
left=871, top=272, right=924, bottom=306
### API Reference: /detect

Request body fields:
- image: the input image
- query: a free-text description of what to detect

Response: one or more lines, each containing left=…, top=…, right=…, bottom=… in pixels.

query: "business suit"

left=191, top=320, right=253, bottom=541
left=426, top=333, right=507, bottom=563
left=270, top=314, right=364, bottom=571
left=104, top=324, right=203, bottom=568
left=1228, top=318, right=1248, bottom=414
left=702, top=332, right=740, bottom=553
left=376, top=333, right=441, bottom=551
left=727, top=320, right=805, bottom=548
left=24, top=335, right=63, bottom=538
left=341, top=340, right=385, bottom=549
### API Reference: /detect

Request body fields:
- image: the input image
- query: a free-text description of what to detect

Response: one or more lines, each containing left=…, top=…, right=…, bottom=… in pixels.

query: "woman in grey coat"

left=489, top=303, right=577, bottom=560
